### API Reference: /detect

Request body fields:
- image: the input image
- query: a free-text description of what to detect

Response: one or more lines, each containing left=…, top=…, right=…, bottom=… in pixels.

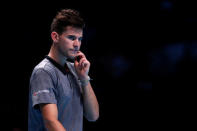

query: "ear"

left=51, top=32, right=59, bottom=43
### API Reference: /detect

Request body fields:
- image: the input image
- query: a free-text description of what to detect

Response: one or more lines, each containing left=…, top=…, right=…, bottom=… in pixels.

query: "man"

left=28, top=9, right=99, bottom=131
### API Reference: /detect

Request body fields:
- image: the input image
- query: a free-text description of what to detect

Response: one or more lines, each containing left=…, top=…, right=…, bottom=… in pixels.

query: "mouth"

left=73, top=47, right=79, bottom=54
left=74, top=50, right=78, bottom=54
left=70, top=49, right=79, bottom=55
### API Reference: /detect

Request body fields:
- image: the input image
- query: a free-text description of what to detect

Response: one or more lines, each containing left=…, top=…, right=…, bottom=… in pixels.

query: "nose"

left=73, top=39, right=80, bottom=47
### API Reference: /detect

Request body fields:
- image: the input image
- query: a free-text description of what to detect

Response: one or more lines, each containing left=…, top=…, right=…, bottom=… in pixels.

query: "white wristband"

left=80, top=76, right=92, bottom=86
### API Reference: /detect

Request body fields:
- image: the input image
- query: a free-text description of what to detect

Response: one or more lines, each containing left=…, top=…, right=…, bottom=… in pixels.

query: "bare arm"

left=74, top=51, right=99, bottom=121
left=40, top=104, right=66, bottom=131
left=82, top=81, right=99, bottom=121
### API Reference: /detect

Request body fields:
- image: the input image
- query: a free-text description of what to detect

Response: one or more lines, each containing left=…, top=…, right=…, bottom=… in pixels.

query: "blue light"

left=111, top=56, right=130, bottom=78
left=160, top=0, right=173, bottom=11
left=163, top=43, right=185, bottom=64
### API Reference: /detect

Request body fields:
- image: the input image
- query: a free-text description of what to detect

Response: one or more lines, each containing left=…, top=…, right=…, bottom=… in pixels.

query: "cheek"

left=59, top=39, right=70, bottom=49
left=64, top=39, right=73, bottom=46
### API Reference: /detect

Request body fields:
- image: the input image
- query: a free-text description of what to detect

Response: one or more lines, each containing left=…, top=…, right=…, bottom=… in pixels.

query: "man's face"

left=56, top=26, right=83, bottom=60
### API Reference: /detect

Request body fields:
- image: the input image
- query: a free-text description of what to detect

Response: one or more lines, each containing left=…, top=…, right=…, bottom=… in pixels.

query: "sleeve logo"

left=33, top=89, right=50, bottom=96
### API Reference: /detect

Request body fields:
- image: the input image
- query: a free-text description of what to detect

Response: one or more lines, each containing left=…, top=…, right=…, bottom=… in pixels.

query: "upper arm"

left=39, top=104, right=66, bottom=131
left=40, top=103, right=58, bottom=122
left=30, top=69, right=57, bottom=108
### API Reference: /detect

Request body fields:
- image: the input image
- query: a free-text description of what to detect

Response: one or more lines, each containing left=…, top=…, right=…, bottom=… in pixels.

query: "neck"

left=48, top=44, right=67, bottom=67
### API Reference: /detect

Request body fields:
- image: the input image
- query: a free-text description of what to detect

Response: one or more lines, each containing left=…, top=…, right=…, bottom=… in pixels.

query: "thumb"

left=74, top=59, right=79, bottom=68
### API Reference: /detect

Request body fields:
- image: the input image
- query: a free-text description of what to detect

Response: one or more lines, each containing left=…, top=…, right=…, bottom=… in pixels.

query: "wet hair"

left=50, top=9, right=85, bottom=34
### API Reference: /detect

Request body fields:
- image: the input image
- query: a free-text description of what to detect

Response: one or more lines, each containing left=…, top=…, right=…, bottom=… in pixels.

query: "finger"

left=79, top=58, right=86, bottom=67
left=74, top=60, right=79, bottom=69
left=82, top=60, right=88, bottom=68
left=76, top=51, right=86, bottom=59
left=75, top=55, right=83, bottom=63
left=81, top=60, right=90, bottom=69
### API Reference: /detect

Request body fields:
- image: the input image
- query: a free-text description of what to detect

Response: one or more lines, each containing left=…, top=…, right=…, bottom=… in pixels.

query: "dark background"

left=1, top=0, right=158, bottom=130
left=158, top=0, right=197, bottom=129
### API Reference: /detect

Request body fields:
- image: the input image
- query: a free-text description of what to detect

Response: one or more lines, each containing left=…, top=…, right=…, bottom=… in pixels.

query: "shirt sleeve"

left=30, top=69, right=57, bottom=108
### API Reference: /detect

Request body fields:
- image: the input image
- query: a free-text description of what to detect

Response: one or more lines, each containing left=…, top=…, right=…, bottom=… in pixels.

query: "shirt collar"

left=45, top=55, right=69, bottom=75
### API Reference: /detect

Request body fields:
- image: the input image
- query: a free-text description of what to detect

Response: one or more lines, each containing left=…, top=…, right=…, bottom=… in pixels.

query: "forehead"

left=62, top=26, right=83, bottom=36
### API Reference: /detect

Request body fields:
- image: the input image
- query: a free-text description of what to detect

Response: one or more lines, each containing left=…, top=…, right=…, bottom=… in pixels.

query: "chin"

left=66, top=55, right=75, bottom=61
left=70, top=55, right=75, bottom=59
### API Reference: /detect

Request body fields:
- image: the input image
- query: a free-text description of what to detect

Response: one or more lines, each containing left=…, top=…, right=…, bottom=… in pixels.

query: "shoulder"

left=31, top=58, right=57, bottom=79
left=35, top=58, right=54, bottom=71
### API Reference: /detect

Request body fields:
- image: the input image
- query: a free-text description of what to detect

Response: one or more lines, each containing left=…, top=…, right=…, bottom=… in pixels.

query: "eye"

left=67, top=35, right=76, bottom=41
left=78, top=37, right=83, bottom=42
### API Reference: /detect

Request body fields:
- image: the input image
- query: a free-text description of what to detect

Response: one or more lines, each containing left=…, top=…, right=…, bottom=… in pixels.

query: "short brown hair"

left=50, top=9, right=85, bottom=34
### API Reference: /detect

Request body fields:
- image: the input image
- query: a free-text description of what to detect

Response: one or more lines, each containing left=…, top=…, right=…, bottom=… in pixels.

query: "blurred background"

left=8, top=0, right=197, bottom=130
left=158, top=0, right=197, bottom=129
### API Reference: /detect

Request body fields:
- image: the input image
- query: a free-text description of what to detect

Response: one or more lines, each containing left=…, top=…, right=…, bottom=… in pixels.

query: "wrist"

left=80, top=76, right=91, bottom=87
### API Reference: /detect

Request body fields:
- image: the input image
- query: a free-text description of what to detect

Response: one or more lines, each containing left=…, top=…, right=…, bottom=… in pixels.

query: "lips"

left=74, top=47, right=79, bottom=52
left=70, top=49, right=78, bottom=55
left=70, top=47, right=79, bottom=53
